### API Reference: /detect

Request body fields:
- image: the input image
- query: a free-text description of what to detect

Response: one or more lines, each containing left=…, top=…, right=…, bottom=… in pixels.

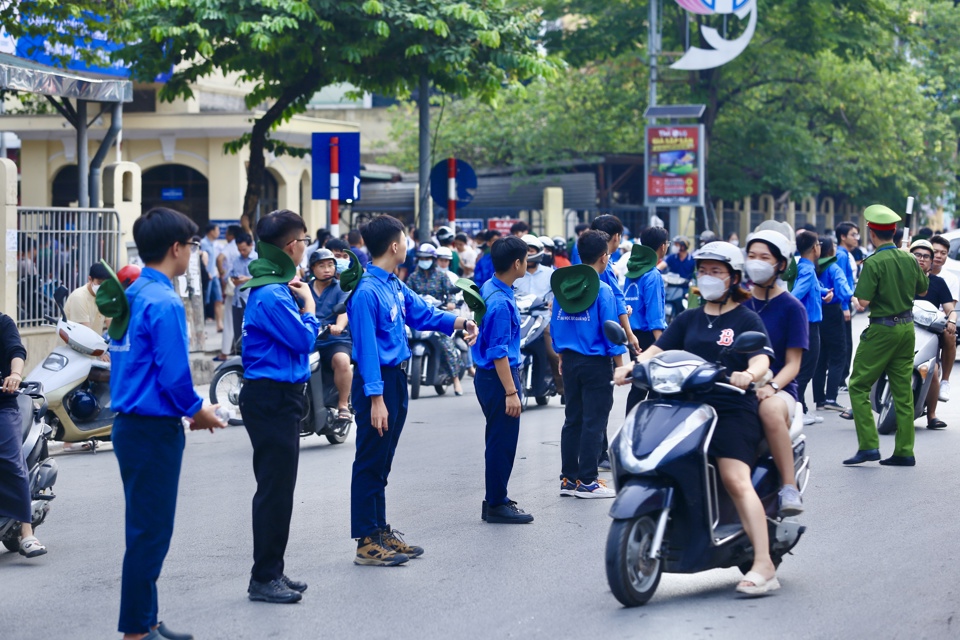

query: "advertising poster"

left=645, top=125, right=705, bottom=207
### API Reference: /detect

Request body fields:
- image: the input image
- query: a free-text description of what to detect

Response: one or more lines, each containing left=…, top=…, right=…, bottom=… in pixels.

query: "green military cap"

left=551, top=264, right=600, bottom=314
left=455, top=278, right=486, bottom=325
left=95, top=260, right=131, bottom=341
left=337, top=249, right=364, bottom=293
left=625, top=244, right=660, bottom=280
left=240, top=241, right=298, bottom=291
left=863, top=204, right=901, bottom=230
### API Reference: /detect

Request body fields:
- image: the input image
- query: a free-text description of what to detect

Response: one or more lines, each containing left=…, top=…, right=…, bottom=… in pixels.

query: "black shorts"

left=318, top=342, right=352, bottom=367
left=705, top=392, right=763, bottom=466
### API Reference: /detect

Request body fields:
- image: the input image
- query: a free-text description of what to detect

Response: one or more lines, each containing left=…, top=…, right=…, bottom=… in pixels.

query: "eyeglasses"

left=287, top=236, right=312, bottom=247
left=912, top=252, right=932, bottom=261
left=184, top=240, right=201, bottom=254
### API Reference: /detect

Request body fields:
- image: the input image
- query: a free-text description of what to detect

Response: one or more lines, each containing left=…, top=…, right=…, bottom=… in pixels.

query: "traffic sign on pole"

left=312, top=132, right=361, bottom=201
left=431, top=158, right=476, bottom=214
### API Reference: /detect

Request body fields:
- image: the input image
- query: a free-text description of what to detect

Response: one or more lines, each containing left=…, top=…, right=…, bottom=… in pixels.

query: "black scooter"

left=209, top=321, right=352, bottom=445
left=406, top=295, right=468, bottom=399
left=517, top=293, right=556, bottom=407
left=601, top=321, right=809, bottom=607
left=0, top=382, right=59, bottom=553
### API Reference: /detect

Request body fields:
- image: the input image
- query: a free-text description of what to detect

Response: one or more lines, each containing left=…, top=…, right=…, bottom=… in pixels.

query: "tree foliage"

left=116, top=0, right=553, bottom=221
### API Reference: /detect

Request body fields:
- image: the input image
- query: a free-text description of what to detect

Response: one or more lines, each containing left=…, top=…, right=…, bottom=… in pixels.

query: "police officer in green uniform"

left=843, top=205, right=928, bottom=467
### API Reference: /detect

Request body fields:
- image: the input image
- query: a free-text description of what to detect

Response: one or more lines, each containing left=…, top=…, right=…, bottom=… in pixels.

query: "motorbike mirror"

left=54, top=285, right=69, bottom=320
left=732, top=331, right=767, bottom=354
left=603, top=320, right=628, bottom=346
left=332, top=302, right=347, bottom=315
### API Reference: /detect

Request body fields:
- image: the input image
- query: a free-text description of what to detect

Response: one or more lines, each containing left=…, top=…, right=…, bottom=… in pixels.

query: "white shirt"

left=514, top=264, right=554, bottom=299
left=938, top=268, right=959, bottom=306
left=458, top=245, right=478, bottom=269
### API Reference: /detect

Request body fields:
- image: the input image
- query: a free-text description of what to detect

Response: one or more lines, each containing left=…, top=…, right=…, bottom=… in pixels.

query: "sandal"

left=62, top=442, right=93, bottom=453
left=19, top=536, right=47, bottom=558
left=736, top=571, right=780, bottom=597
left=927, top=418, right=948, bottom=430
left=839, top=409, right=854, bottom=421
left=822, top=401, right=847, bottom=412
left=337, top=408, right=352, bottom=422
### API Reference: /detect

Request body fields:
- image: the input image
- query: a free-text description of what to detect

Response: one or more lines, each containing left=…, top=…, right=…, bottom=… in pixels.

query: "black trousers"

left=232, top=305, right=245, bottom=354
left=561, top=352, right=614, bottom=484
left=796, top=321, right=821, bottom=413
left=625, top=329, right=659, bottom=417
left=813, top=304, right=847, bottom=405
left=239, top=379, right=305, bottom=583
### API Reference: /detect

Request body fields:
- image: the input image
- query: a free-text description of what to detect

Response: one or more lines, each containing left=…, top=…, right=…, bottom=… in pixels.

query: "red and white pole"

left=330, top=136, right=340, bottom=232
left=447, top=157, right=456, bottom=223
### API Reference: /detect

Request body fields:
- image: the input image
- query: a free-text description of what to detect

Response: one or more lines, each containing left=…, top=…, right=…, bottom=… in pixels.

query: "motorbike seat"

left=17, top=394, right=34, bottom=444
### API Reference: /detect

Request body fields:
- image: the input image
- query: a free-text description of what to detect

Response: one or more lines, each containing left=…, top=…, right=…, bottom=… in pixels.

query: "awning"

left=0, top=52, right=132, bottom=103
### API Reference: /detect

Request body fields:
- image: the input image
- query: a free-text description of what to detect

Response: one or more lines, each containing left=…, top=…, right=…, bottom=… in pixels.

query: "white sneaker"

left=939, top=380, right=950, bottom=402
left=574, top=479, right=616, bottom=499
left=803, top=413, right=815, bottom=426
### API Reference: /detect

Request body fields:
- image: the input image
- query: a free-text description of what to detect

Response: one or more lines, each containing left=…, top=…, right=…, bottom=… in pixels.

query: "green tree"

left=116, top=0, right=552, bottom=223
left=1, top=1, right=127, bottom=68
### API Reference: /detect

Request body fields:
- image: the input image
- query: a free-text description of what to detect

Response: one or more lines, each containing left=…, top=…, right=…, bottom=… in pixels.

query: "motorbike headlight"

left=42, top=353, right=68, bottom=372
left=648, top=362, right=698, bottom=395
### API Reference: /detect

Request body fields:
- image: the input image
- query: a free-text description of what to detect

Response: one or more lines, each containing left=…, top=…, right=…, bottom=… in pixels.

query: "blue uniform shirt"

left=550, top=281, right=628, bottom=357
left=242, top=283, right=322, bottom=383
left=792, top=257, right=825, bottom=323
left=473, top=252, right=494, bottom=287
left=624, top=269, right=666, bottom=332
left=818, top=262, right=854, bottom=311
left=311, top=279, right=351, bottom=346
left=599, top=260, right=628, bottom=316
left=665, top=253, right=695, bottom=281
left=472, top=276, right=521, bottom=370
left=836, top=245, right=857, bottom=288
left=348, top=265, right=458, bottom=396
left=110, top=267, right=203, bottom=418
left=570, top=242, right=580, bottom=265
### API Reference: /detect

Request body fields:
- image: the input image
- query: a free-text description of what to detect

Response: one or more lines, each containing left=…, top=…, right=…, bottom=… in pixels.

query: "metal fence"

left=16, top=207, right=122, bottom=327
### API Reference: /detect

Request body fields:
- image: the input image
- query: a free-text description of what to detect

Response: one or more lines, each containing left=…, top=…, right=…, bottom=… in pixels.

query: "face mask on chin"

left=698, top=275, right=730, bottom=302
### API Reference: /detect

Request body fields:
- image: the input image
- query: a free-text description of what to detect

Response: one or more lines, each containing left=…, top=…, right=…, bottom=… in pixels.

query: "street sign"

left=644, top=125, right=705, bottom=207
left=312, top=132, right=361, bottom=201
left=456, top=218, right=485, bottom=236
left=160, top=187, right=184, bottom=201
left=430, top=159, right=477, bottom=210
left=488, top=218, right=521, bottom=234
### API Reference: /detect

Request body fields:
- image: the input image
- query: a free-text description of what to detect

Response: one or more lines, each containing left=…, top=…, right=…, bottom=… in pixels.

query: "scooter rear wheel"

left=606, top=515, right=663, bottom=607
left=210, top=366, right=244, bottom=426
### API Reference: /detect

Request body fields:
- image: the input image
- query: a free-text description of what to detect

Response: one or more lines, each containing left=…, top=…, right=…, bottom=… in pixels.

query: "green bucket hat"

left=338, top=249, right=364, bottom=293
left=816, top=254, right=837, bottom=275
left=625, top=244, right=660, bottom=280
left=456, top=278, right=486, bottom=325
left=240, top=241, right=298, bottom=291
left=551, top=264, right=600, bottom=315
left=95, top=260, right=130, bottom=341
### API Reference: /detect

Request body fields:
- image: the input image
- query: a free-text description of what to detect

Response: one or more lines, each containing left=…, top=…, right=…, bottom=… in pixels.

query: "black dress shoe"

left=487, top=501, right=534, bottom=524
left=481, top=500, right=488, bottom=521
left=281, top=574, right=308, bottom=593
left=879, top=455, right=916, bottom=467
left=248, top=578, right=302, bottom=604
left=158, top=622, right=194, bottom=640
left=842, top=449, right=881, bottom=465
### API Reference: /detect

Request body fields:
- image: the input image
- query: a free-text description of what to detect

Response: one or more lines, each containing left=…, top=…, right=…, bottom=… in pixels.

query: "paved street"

left=4, top=321, right=960, bottom=639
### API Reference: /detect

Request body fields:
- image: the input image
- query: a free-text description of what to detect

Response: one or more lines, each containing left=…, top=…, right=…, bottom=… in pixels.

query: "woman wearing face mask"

left=434, top=247, right=459, bottom=286
left=406, top=243, right=464, bottom=395
left=614, top=242, right=780, bottom=596
left=309, top=248, right=353, bottom=422
left=742, top=230, right=809, bottom=518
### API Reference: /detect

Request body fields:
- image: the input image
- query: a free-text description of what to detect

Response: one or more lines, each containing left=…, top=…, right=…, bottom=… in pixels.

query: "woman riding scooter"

left=309, top=249, right=352, bottom=424
left=614, top=242, right=779, bottom=596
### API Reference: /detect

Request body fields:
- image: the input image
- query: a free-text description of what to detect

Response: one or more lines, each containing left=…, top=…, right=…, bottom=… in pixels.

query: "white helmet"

left=522, top=234, right=544, bottom=264
left=693, top=241, right=745, bottom=276
left=751, top=221, right=796, bottom=255
left=745, top=229, right=792, bottom=264
left=416, top=243, right=438, bottom=259
left=435, top=246, right=453, bottom=260
left=537, top=235, right=554, bottom=251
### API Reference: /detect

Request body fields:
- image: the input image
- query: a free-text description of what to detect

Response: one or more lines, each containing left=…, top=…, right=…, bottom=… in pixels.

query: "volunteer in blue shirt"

left=346, top=215, right=478, bottom=566
left=622, top=226, right=669, bottom=414
left=472, top=229, right=500, bottom=286
left=552, top=231, right=627, bottom=499
left=792, top=230, right=833, bottom=421
left=813, top=236, right=854, bottom=413
left=468, top=236, right=535, bottom=524
left=568, top=222, right=590, bottom=265
left=835, top=222, right=860, bottom=384
left=238, top=210, right=320, bottom=605
left=589, top=215, right=640, bottom=354
left=107, top=207, right=224, bottom=640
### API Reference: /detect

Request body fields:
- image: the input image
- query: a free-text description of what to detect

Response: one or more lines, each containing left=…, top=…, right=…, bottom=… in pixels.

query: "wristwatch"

left=768, top=381, right=781, bottom=392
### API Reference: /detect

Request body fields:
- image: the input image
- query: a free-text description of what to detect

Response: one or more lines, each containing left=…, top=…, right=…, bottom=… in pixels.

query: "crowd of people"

left=3, top=202, right=956, bottom=638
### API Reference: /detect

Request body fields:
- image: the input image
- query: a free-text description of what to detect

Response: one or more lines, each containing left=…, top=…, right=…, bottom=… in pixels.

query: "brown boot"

left=355, top=532, right=410, bottom=566
left=380, top=526, right=424, bottom=558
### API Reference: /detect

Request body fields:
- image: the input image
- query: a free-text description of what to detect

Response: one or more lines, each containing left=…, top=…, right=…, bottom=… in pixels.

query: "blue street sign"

left=312, top=132, right=361, bottom=201
left=456, top=218, right=485, bottom=236
left=430, top=159, right=477, bottom=210
left=160, top=187, right=184, bottom=201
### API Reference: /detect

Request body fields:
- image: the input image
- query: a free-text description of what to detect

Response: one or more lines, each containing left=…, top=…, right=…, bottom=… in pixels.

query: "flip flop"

left=927, top=419, right=947, bottom=430
left=736, top=571, right=780, bottom=597
left=19, top=536, right=47, bottom=558
left=839, top=409, right=854, bottom=421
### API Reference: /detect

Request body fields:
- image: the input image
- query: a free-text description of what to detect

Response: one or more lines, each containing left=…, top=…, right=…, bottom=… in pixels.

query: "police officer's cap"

left=863, top=204, right=901, bottom=231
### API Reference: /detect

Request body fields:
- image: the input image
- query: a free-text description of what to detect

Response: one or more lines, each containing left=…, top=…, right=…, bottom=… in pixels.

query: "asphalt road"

left=3, top=318, right=960, bottom=639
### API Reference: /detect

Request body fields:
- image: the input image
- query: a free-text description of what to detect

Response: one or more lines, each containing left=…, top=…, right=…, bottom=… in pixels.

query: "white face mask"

left=745, top=260, right=776, bottom=284
left=418, top=260, right=434, bottom=271
left=437, top=265, right=448, bottom=273
left=91, top=283, right=101, bottom=294
left=335, top=258, right=350, bottom=274
left=729, top=239, right=740, bottom=247
left=698, top=275, right=730, bottom=301
left=670, top=244, right=680, bottom=255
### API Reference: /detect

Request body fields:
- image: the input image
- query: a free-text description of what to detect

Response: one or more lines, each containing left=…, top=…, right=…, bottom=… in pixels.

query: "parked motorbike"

left=872, top=300, right=946, bottom=434
left=209, top=323, right=352, bottom=445
left=662, top=272, right=689, bottom=325
left=406, top=295, right=468, bottom=400
left=517, top=293, right=556, bottom=407
left=0, top=382, right=59, bottom=553
left=601, top=321, right=809, bottom=607
left=25, top=287, right=114, bottom=449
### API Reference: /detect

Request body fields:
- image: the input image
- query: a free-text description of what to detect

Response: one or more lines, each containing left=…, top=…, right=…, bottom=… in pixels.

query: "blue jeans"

left=474, top=367, right=522, bottom=507
left=350, top=366, right=408, bottom=539
left=113, top=414, right=184, bottom=634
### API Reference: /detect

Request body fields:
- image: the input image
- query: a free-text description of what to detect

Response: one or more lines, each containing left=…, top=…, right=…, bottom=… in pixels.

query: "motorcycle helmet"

left=672, top=235, right=690, bottom=251
left=436, top=226, right=455, bottom=244
left=416, top=243, right=438, bottom=259
left=65, top=388, right=101, bottom=422
left=521, top=234, right=544, bottom=264
left=116, top=264, right=141, bottom=289
left=699, top=230, right=718, bottom=247
left=693, top=241, right=745, bottom=277
left=746, top=229, right=792, bottom=265
left=309, top=247, right=336, bottom=269
left=552, top=236, right=567, bottom=254
left=435, top=247, right=454, bottom=261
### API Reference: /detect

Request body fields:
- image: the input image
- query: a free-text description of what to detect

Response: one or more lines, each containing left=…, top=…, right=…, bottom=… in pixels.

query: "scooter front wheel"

left=606, top=515, right=663, bottom=607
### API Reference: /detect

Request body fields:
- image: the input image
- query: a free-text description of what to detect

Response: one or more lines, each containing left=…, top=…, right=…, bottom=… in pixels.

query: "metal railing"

left=16, top=207, right=122, bottom=327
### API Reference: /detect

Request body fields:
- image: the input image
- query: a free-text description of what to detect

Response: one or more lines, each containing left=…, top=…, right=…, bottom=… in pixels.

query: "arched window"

left=142, top=164, right=209, bottom=225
